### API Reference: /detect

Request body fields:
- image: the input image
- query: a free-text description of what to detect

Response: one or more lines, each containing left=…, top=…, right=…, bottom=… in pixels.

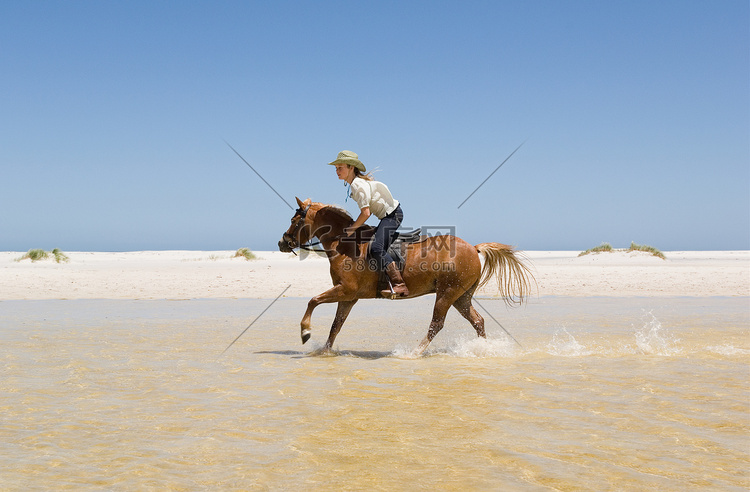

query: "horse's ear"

left=295, top=197, right=312, bottom=208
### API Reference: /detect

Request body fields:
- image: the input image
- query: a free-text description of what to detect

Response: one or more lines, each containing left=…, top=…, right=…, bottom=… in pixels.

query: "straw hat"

left=327, top=150, right=366, bottom=172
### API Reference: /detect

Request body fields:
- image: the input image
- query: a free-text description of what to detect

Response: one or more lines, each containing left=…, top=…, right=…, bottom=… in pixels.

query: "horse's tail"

left=475, top=243, right=535, bottom=306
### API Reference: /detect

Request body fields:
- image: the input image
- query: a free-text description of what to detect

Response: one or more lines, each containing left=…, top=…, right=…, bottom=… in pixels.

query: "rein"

left=298, top=241, right=323, bottom=252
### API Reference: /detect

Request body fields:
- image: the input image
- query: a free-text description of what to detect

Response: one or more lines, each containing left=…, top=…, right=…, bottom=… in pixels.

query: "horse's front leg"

left=300, top=284, right=352, bottom=344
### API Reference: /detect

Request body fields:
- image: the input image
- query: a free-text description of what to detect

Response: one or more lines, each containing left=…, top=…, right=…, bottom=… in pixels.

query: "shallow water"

left=1, top=296, right=748, bottom=491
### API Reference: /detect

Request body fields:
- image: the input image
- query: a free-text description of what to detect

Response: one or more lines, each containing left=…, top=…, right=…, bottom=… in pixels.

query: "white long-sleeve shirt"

left=350, top=177, right=400, bottom=219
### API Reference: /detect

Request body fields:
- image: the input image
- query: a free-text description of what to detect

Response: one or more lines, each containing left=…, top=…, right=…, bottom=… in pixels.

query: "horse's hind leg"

left=413, top=294, right=454, bottom=356
left=452, top=289, right=486, bottom=338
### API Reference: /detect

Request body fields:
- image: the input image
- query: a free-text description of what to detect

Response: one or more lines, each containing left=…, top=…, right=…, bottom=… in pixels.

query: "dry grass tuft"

left=234, top=248, right=257, bottom=260
left=578, top=243, right=613, bottom=256
left=579, top=242, right=665, bottom=260
left=16, top=248, right=70, bottom=263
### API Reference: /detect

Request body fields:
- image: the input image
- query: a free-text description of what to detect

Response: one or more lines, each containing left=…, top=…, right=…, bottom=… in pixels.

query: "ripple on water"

left=0, top=297, right=747, bottom=490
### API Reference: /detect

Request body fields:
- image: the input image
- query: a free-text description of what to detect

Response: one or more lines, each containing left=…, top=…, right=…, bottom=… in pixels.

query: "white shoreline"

left=1, top=250, right=748, bottom=300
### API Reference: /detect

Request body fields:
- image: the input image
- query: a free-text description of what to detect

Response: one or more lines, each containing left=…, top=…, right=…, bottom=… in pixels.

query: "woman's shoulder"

left=351, top=176, right=371, bottom=188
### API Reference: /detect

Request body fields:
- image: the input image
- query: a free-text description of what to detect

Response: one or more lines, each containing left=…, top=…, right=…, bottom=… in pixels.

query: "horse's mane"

left=315, top=204, right=354, bottom=226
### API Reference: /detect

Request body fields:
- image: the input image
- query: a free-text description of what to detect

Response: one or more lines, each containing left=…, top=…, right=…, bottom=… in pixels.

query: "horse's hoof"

left=301, top=330, right=311, bottom=344
left=308, top=346, right=334, bottom=357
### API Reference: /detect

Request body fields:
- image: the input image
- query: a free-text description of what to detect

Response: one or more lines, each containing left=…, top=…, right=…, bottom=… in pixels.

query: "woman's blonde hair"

left=353, top=167, right=374, bottom=181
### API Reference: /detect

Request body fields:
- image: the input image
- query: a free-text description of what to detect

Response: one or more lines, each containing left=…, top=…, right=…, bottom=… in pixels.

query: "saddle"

left=335, top=228, right=423, bottom=298
left=385, top=228, right=422, bottom=270
left=335, top=227, right=423, bottom=269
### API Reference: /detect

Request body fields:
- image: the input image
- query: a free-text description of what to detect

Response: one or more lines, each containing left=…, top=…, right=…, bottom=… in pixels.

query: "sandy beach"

left=1, top=250, right=747, bottom=300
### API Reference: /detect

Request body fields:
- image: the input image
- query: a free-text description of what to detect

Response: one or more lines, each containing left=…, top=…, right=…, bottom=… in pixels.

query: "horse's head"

left=278, top=197, right=314, bottom=253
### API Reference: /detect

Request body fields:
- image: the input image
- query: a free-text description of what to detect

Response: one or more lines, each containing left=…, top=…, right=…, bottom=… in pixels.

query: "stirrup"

left=382, top=279, right=408, bottom=299
left=388, top=280, right=397, bottom=300
left=380, top=279, right=397, bottom=300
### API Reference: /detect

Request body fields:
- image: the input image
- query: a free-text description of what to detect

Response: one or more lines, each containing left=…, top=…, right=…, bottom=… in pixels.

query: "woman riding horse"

left=329, top=150, right=409, bottom=298
left=278, top=194, right=535, bottom=355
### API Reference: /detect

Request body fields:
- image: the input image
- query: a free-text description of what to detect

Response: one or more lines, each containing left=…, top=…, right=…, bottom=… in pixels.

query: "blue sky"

left=2, top=0, right=748, bottom=251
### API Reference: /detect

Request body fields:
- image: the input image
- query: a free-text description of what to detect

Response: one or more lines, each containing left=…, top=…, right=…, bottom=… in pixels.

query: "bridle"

left=282, top=204, right=323, bottom=255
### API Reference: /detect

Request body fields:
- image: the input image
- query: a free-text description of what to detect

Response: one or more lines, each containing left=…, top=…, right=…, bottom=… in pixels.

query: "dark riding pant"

left=370, top=205, right=403, bottom=271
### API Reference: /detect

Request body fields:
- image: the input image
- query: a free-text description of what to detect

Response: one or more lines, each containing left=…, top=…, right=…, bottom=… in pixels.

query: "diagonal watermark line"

left=473, top=297, right=524, bottom=349
left=224, top=140, right=294, bottom=210
left=219, top=284, right=291, bottom=357
left=457, top=141, right=526, bottom=209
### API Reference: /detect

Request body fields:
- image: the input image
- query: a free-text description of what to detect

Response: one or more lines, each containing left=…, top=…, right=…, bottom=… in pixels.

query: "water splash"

left=546, top=327, right=591, bottom=357
left=444, top=336, right=518, bottom=358
left=390, top=347, right=421, bottom=359
left=634, top=311, right=681, bottom=356
left=391, top=336, right=518, bottom=358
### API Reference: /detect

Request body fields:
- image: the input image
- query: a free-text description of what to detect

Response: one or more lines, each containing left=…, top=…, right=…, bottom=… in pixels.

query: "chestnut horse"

left=278, top=197, right=534, bottom=355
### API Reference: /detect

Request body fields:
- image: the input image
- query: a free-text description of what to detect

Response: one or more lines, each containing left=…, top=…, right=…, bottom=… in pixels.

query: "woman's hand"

left=346, top=207, right=371, bottom=236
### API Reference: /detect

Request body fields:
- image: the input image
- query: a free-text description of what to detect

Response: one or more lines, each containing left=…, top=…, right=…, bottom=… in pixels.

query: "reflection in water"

left=1, top=297, right=748, bottom=490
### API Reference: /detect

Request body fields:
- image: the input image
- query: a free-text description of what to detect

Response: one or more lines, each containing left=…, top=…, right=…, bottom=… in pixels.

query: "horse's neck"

left=311, top=206, right=351, bottom=247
